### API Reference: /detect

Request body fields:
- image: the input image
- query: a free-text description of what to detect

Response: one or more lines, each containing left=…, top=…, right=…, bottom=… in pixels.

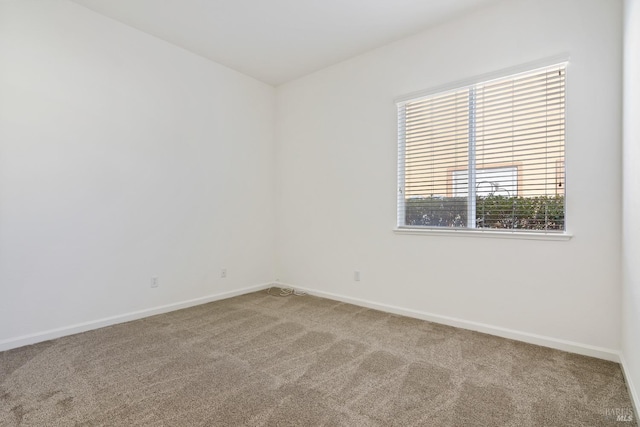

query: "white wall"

left=0, top=0, right=276, bottom=347
left=623, top=0, right=640, bottom=412
left=276, top=0, right=623, bottom=355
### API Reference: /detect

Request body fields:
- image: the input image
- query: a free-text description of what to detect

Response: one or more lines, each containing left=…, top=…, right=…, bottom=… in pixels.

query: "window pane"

left=398, top=63, right=566, bottom=232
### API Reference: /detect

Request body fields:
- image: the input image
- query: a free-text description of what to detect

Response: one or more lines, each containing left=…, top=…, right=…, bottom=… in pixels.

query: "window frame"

left=395, top=57, right=572, bottom=240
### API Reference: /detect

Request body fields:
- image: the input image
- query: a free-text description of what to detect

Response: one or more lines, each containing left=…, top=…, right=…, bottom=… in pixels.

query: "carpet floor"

left=0, top=290, right=635, bottom=426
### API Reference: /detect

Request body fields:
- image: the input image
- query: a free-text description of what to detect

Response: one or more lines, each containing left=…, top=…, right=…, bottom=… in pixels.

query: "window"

left=397, top=62, right=566, bottom=233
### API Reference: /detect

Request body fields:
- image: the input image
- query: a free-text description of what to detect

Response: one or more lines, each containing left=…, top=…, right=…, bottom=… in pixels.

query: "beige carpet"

left=0, top=290, right=635, bottom=426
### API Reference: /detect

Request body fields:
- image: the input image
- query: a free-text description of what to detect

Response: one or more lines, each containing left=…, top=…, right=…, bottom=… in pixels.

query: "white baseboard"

left=619, top=353, right=640, bottom=423
left=2, top=280, right=624, bottom=365
left=275, top=282, right=621, bottom=363
left=0, top=282, right=272, bottom=353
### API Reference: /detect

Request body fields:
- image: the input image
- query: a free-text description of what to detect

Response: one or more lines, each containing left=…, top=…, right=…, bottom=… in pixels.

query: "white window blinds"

left=397, top=63, right=566, bottom=232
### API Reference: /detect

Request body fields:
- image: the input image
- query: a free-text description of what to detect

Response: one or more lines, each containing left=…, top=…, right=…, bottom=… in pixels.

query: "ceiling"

left=71, top=0, right=499, bottom=86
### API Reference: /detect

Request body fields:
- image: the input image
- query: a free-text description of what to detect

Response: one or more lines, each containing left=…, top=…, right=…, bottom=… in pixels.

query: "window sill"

left=393, top=227, right=573, bottom=241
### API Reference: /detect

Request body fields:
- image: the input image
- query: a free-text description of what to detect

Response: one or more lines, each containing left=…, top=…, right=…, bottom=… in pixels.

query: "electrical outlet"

left=151, top=277, right=159, bottom=288
left=221, top=268, right=227, bottom=278
left=354, top=271, right=361, bottom=281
